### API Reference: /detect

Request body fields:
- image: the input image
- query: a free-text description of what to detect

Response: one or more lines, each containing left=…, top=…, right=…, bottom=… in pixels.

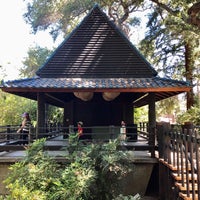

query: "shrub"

left=4, top=136, right=140, bottom=200
left=177, top=106, right=200, bottom=125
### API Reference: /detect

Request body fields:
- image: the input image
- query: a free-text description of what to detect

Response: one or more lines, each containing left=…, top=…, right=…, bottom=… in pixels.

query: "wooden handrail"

left=0, top=124, right=156, bottom=153
left=158, top=123, right=200, bottom=200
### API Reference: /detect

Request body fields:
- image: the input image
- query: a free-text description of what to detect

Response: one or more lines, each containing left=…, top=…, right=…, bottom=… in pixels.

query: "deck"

left=0, top=135, right=158, bottom=164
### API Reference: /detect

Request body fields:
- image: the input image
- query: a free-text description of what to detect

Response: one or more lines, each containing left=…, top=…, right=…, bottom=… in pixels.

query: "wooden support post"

left=63, top=101, right=74, bottom=138
left=37, top=92, right=46, bottom=138
left=148, top=93, right=156, bottom=158
left=156, top=122, right=171, bottom=159
left=6, top=125, right=10, bottom=142
left=123, top=103, right=133, bottom=125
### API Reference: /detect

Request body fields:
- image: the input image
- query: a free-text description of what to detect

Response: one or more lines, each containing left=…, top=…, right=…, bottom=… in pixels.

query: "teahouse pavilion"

left=1, top=5, right=191, bottom=155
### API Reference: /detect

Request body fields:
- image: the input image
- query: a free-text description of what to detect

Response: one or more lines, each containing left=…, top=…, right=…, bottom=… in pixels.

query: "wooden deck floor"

left=0, top=136, right=158, bottom=164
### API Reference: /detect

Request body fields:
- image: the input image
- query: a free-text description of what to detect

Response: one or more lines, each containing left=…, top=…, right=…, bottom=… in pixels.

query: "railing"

left=137, top=122, right=149, bottom=140
left=0, top=125, right=19, bottom=142
left=157, top=122, right=200, bottom=200
left=0, top=124, right=155, bottom=153
left=0, top=124, right=62, bottom=150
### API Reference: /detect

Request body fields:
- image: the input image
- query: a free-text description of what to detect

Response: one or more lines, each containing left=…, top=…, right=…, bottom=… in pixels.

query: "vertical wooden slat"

left=195, top=130, right=200, bottom=199
left=188, top=130, right=195, bottom=200
left=6, top=125, right=10, bottom=142
left=176, top=132, right=180, bottom=177
left=172, top=132, right=176, bottom=167
left=184, top=129, right=190, bottom=197
left=180, top=134, right=185, bottom=187
left=167, top=132, right=172, bottom=165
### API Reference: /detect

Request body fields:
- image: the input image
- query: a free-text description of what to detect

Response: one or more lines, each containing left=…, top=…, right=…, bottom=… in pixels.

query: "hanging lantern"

left=102, top=92, right=120, bottom=101
left=74, top=92, right=94, bottom=101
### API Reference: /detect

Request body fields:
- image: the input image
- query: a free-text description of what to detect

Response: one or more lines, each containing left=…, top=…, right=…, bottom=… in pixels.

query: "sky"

left=0, top=0, right=60, bottom=80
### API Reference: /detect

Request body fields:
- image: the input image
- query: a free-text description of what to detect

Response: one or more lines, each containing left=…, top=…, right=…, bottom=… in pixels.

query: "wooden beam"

left=148, top=93, right=156, bottom=158
left=1, top=86, right=191, bottom=93
left=45, top=93, right=65, bottom=104
left=37, top=92, right=46, bottom=137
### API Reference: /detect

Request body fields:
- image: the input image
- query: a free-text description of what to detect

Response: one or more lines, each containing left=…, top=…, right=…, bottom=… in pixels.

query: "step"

left=179, top=192, right=199, bottom=200
left=159, top=159, right=191, bottom=171
left=175, top=182, right=198, bottom=192
left=172, top=172, right=198, bottom=181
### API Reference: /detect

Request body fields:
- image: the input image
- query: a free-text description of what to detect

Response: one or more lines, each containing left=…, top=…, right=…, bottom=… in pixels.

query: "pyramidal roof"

left=36, top=4, right=157, bottom=78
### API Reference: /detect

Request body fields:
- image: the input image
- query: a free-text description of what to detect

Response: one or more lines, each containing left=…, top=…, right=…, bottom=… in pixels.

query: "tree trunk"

left=185, top=42, right=194, bottom=110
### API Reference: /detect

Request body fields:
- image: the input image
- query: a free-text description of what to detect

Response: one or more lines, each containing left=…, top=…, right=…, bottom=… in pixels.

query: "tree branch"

left=151, top=0, right=200, bottom=30
left=150, top=0, right=179, bottom=16
left=188, top=2, right=200, bottom=29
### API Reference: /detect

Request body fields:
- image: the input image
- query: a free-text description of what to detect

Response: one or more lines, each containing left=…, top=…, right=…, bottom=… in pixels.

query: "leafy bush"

left=177, top=106, right=200, bottom=125
left=4, top=136, right=140, bottom=200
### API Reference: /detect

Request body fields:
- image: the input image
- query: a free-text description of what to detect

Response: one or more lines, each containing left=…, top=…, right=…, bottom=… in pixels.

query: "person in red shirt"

left=77, top=121, right=83, bottom=137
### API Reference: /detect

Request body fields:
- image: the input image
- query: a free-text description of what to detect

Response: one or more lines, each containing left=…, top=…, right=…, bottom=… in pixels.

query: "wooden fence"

left=157, top=122, right=200, bottom=200
left=0, top=124, right=61, bottom=150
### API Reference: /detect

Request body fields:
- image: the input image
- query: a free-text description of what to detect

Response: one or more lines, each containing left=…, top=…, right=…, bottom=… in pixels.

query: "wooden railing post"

left=6, top=125, right=11, bottom=142
left=156, top=122, right=171, bottom=159
left=195, top=134, right=200, bottom=199
left=28, top=127, right=31, bottom=144
left=28, top=126, right=35, bottom=144
left=109, top=125, right=115, bottom=139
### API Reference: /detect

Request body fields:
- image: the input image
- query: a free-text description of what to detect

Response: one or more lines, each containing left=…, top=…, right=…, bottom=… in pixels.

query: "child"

left=77, top=121, right=83, bottom=137
left=120, top=120, right=126, bottom=144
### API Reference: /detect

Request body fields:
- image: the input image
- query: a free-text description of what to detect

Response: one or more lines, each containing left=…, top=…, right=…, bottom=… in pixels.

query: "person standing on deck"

left=120, top=120, right=127, bottom=144
left=77, top=121, right=83, bottom=137
left=17, top=112, right=32, bottom=143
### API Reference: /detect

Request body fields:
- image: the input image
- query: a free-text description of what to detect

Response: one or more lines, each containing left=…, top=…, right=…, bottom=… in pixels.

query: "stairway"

left=159, top=158, right=199, bottom=200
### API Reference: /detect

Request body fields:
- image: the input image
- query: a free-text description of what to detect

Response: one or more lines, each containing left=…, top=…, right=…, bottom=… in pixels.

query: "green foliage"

left=0, top=91, right=37, bottom=125
left=47, top=106, right=63, bottom=124
left=138, top=1, right=200, bottom=109
left=156, top=96, right=181, bottom=119
left=0, top=91, right=63, bottom=127
left=4, top=136, right=139, bottom=200
left=5, top=138, right=95, bottom=200
left=134, top=106, right=148, bottom=124
left=21, top=45, right=53, bottom=78
left=115, top=194, right=140, bottom=200
left=177, top=106, right=200, bottom=125
left=0, top=46, right=51, bottom=127
left=24, top=0, right=146, bottom=39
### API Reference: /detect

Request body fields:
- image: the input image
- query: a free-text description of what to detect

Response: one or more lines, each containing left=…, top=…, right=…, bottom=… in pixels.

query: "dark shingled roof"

left=3, top=77, right=190, bottom=90
left=2, top=76, right=190, bottom=107
left=36, top=4, right=157, bottom=78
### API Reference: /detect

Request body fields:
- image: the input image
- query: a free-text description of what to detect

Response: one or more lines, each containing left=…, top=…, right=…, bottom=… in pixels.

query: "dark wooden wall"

left=63, top=93, right=133, bottom=127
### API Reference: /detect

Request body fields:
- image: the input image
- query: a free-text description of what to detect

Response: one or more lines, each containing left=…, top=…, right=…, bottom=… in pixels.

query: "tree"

left=0, top=65, right=6, bottom=81
left=23, top=0, right=146, bottom=39
left=0, top=91, right=37, bottom=125
left=20, top=45, right=53, bottom=78
left=139, top=1, right=200, bottom=109
left=151, top=0, right=200, bottom=32
left=156, top=96, right=181, bottom=122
